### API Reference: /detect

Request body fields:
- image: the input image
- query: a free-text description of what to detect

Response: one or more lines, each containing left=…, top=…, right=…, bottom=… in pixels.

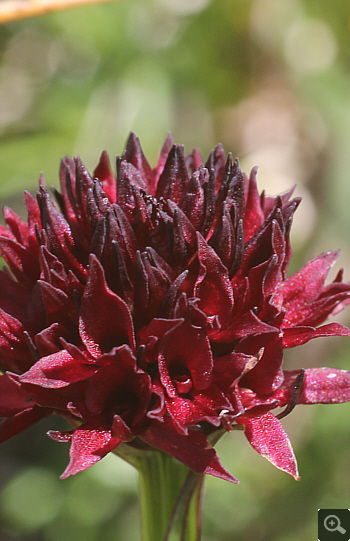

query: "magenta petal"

left=284, top=368, right=350, bottom=404
left=141, top=417, right=239, bottom=483
left=79, top=255, right=135, bottom=357
left=50, top=424, right=121, bottom=479
left=283, top=322, right=350, bottom=348
left=237, top=412, right=299, bottom=480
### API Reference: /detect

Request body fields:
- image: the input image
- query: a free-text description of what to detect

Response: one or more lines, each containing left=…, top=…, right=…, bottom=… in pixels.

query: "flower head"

left=1, top=133, right=350, bottom=482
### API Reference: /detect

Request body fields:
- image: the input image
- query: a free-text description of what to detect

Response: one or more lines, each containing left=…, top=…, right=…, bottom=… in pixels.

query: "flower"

left=1, top=133, right=350, bottom=483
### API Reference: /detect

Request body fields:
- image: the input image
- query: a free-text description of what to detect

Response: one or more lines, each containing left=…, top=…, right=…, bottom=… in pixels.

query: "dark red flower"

left=1, top=133, right=350, bottom=482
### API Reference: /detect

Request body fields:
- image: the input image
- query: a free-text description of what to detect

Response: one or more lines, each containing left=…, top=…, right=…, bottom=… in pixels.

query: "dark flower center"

left=169, top=364, right=193, bottom=394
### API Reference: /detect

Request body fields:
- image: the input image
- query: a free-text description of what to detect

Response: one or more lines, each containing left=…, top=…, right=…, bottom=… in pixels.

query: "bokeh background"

left=0, top=0, right=349, bottom=540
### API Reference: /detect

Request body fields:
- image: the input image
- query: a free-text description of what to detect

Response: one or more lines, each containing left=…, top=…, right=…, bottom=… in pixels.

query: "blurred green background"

left=0, top=0, right=349, bottom=540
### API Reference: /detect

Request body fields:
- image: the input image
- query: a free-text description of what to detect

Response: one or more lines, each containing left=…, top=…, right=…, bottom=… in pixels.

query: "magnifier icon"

left=324, top=515, right=346, bottom=534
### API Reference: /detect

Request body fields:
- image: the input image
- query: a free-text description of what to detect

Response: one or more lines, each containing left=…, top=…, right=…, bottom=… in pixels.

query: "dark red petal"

left=185, top=147, right=203, bottom=174
left=158, top=320, right=213, bottom=397
left=0, top=308, right=33, bottom=372
left=111, top=415, right=133, bottom=441
left=283, top=322, right=350, bottom=348
left=282, top=252, right=339, bottom=327
left=20, top=349, right=97, bottom=388
left=153, top=133, right=173, bottom=182
left=156, top=144, right=189, bottom=204
left=243, top=167, right=265, bottom=242
left=0, top=374, right=35, bottom=416
left=38, top=187, right=87, bottom=281
left=79, top=255, right=135, bottom=357
left=49, top=424, right=121, bottom=479
left=35, top=322, right=71, bottom=357
left=0, top=270, right=31, bottom=323
left=2, top=206, right=29, bottom=246
left=93, top=151, right=117, bottom=204
left=0, top=236, right=40, bottom=288
left=0, top=406, right=51, bottom=444
left=213, top=352, right=258, bottom=389
left=165, top=385, right=231, bottom=434
left=85, top=345, right=151, bottom=427
left=210, top=310, right=278, bottom=343
left=23, top=190, right=44, bottom=256
left=179, top=168, right=205, bottom=230
left=141, top=417, right=239, bottom=483
left=124, top=132, right=155, bottom=194
left=237, top=412, right=299, bottom=480
left=195, top=233, right=233, bottom=328
left=284, top=368, right=350, bottom=404
left=205, top=143, right=226, bottom=195
left=38, top=281, right=76, bottom=328
left=133, top=250, right=171, bottom=325
left=139, top=317, right=182, bottom=364
left=297, top=290, right=350, bottom=328
left=238, top=332, right=284, bottom=394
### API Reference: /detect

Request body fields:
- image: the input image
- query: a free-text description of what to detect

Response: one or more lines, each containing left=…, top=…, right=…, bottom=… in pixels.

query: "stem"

left=136, top=450, right=204, bottom=541
left=0, top=0, right=116, bottom=24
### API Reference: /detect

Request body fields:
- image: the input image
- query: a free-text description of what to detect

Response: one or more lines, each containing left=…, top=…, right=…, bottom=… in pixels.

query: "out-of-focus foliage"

left=0, top=1, right=349, bottom=540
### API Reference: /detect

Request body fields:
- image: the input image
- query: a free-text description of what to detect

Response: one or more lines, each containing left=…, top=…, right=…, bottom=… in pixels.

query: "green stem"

left=136, top=450, right=204, bottom=541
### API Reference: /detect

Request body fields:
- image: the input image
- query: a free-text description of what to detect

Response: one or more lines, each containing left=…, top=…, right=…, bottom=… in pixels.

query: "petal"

left=153, top=133, right=173, bottom=183
left=156, top=144, right=189, bottom=204
left=85, top=345, right=151, bottom=427
left=124, top=132, right=155, bottom=193
left=238, top=332, right=284, bottom=394
left=194, top=233, right=233, bottom=328
left=283, top=322, right=350, bottom=348
left=37, top=187, right=87, bottom=281
left=243, top=167, right=265, bottom=242
left=49, top=424, right=121, bottom=479
left=0, top=236, right=40, bottom=288
left=0, top=406, right=51, bottom=444
left=111, top=415, right=133, bottom=441
left=282, top=252, right=339, bottom=327
left=237, top=412, right=299, bottom=480
left=141, top=417, right=239, bottom=483
left=284, top=368, right=350, bottom=404
left=0, top=270, right=32, bottom=323
left=2, top=207, right=29, bottom=246
left=79, top=255, right=135, bottom=357
left=165, top=385, right=231, bottom=434
left=210, top=310, right=278, bottom=343
left=158, top=319, right=213, bottom=397
left=20, top=349, right=97, bottom=388
left=0, top=308, right=33, bottom=372
left=0, top=373, right=35, bottom=416
left=139, top=317, right=182, bottom=363
left=93, top=151, right=117, bottom=204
